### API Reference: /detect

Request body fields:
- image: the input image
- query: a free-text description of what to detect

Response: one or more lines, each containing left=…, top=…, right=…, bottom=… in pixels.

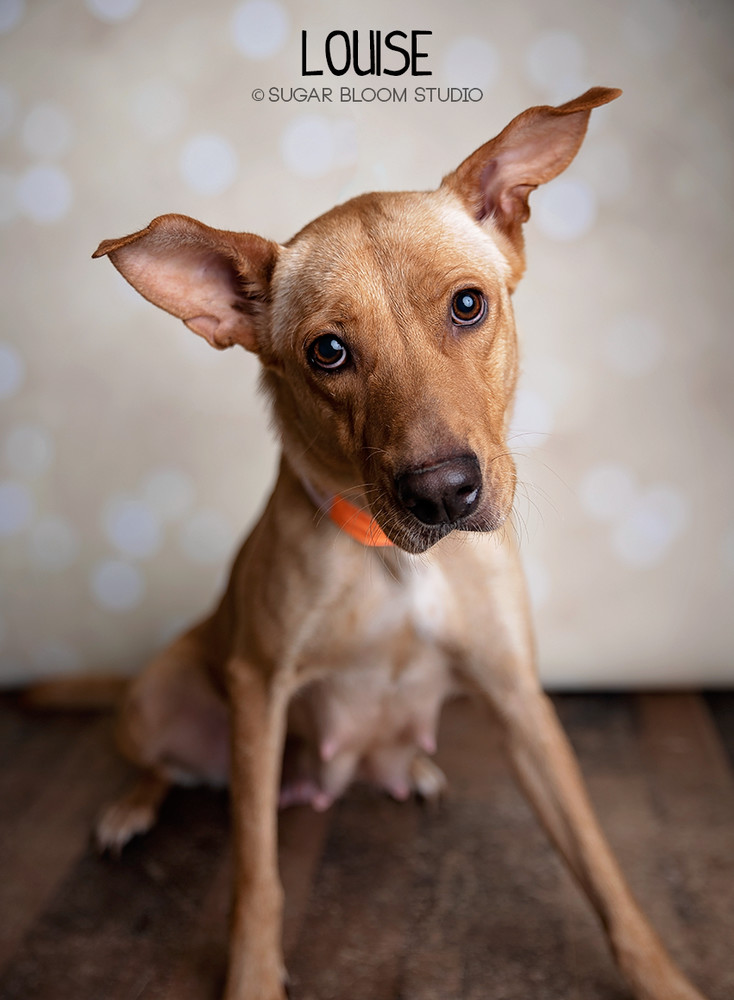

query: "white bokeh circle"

left=231, top=0, right=289, bottom=59
left=17, top=164, right=72, bottom=223
left=21, top=103, right=73, bottom=159
left=611, top=487, right=688, bottom=568
left=579, top=463, right=637, bottom=522
left=179, top=133, right=238, bottom=196
left=601, top=314, right=664, bottom=377
left=533, top=179, right=596, bottom=241
left=4, top=423, right=54, bottom=477
left=85, top=0, right=141, bottom=23
left=141, top=467, right=195, bottom=521
left=0, top=0, right=24, bottom=34
left=0, top=342, right=25, bottom=398
left=29, top=515, right=80, bottom=571
left=443, top=37, right=499, bottom=90
left=281, top=115, right=335, bottom=178
left=179, top=509, right=236, bottom=565
left=0, top=479, right=34, bottom=536
left=509, top=387, right=554, bottom=450
left=130, top=79, right=186, bottom=141
left=330, top=119, right=358, bottom=170
left=103, top=495, right=162, bottom=559
left=91, top=559, right=145, bottom=611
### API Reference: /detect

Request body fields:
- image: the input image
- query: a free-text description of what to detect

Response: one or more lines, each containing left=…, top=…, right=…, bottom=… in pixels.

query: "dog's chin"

left=387, top=522, right=453, bottom=555
left=378, top=510, right=509, bottom=555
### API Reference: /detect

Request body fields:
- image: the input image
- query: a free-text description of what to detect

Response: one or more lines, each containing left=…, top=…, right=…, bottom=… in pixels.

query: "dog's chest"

left=290, top=557, right=458, bottom=783
left=365, top=557, right=453, bottom=644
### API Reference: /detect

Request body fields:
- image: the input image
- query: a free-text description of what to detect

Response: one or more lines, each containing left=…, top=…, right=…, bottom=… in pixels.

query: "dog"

left=87, top=87, right=706, bottom=1000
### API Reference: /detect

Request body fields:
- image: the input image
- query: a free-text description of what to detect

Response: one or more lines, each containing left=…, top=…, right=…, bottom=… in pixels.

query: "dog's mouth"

left=376, top=507, right=509, bottom=554
left=369, top=488, right=511, bottom=555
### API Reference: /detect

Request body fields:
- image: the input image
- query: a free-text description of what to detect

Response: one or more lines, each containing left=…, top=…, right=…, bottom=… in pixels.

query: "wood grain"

left=0, top=693, right=730, bottom=999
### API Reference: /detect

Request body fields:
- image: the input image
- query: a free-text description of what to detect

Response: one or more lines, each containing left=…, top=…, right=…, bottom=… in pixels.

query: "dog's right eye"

left=308, top=334, right=350, bottom=371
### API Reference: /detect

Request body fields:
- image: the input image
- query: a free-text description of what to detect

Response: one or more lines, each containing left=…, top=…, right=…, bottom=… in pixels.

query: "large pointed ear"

left=442, top=86, right=621, bottom=257
left=93, top=214, right=280, bottom=352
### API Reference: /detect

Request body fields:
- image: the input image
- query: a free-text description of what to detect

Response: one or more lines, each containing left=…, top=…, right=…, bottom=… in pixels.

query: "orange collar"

left=299, top=474, right=394, bottom=548
left=328, top=495, right=394, bottom=548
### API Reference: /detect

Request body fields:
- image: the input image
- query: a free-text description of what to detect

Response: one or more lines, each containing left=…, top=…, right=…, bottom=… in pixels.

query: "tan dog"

left=90, top=88, right=706, bottom=1000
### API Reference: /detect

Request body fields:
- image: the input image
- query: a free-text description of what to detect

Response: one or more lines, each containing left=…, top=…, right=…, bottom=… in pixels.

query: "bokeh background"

left=0, top=0, right=732, bottom=687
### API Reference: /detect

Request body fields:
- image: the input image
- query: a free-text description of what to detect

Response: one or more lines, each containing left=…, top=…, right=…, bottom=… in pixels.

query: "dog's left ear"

left=442, top=86, right=621, bottom=257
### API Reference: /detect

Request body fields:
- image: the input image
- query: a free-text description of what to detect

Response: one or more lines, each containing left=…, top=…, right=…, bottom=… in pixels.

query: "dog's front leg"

left=456, top=551, right=706, bottom=1000
left=485, top=684, right=706, bottom=1000
left=464, top=667, right=707, bottom=999
left=224, top=658, right=291, bottom=1000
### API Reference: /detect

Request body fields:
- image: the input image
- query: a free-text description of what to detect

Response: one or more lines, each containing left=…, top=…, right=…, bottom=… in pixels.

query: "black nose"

left=395, top=454, right=482, bottom=525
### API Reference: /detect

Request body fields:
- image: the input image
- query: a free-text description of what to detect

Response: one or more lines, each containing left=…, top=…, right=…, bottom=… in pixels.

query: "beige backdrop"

left=0, top=0, right=732, bottom=687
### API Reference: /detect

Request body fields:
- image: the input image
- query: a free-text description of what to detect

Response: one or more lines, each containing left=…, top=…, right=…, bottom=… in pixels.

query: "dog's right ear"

left=93, top=214, right=280, bottom=352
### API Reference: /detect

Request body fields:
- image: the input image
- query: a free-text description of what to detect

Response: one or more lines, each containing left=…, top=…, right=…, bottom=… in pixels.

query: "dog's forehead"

left=270, top=190, right=510, bottom=344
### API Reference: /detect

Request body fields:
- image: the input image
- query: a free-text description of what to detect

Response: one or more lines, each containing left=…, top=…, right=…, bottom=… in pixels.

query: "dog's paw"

left=95, top=796, right=158, bottom=855
left=94, top=774, right=168, bottom=854
left=410, top=752, right=448, bottom=803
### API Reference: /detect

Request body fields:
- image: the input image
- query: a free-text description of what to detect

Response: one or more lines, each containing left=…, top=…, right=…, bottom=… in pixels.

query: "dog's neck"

left=297, top=473, right=394, bottom=549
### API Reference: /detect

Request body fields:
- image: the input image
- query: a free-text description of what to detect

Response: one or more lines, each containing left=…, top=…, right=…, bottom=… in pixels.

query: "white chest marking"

left=406, top=560, right=450, bottom=641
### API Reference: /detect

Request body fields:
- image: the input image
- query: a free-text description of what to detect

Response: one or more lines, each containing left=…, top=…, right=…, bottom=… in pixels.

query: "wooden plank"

left=287, top=697, right=623, bottom=1000
left=635, top=693, right=734, bottom=1000
left=704, top=691, right=734, bottom=769
left=286, top=787, right=422, bottom=1000
left=0, top=701, right=99, bottom=825
left=280, top=806, right=332, bottom=958
left=1, top=694, right=730, bottom=1000
left=551, top=695, right=640, bottom=1000
left=157, top=804, right=332, bottom=1000
left=0, top=711, right=129, bottom=971
left=0, top=785, right=231, bottom=1000
left=397, top=697, right=563, bottom=1000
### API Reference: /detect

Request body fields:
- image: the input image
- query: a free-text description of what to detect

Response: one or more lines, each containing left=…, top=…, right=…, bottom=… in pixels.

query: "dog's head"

left=95, top=87, right=619, bottom=554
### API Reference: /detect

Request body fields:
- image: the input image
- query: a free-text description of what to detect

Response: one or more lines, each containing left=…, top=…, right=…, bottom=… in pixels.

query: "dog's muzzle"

left=395, top=454, right=482, bottom=526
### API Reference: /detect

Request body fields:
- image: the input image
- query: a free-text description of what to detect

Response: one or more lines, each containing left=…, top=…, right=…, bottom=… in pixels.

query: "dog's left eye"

left=308, top=334, right=350, bottom=371
left=451, top=288, right=486, bottom=326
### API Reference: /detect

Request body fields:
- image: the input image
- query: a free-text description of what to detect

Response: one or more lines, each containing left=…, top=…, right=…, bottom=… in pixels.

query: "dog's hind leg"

left=96, top=619, right=230, bottom=852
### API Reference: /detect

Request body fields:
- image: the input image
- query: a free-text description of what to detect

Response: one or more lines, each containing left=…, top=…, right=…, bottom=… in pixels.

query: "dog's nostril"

left=396, top=455, right=482, bottom=526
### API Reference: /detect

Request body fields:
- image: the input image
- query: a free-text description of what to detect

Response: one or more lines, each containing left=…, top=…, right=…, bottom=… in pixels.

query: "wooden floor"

left=0, top=692, right=732, bottom=1000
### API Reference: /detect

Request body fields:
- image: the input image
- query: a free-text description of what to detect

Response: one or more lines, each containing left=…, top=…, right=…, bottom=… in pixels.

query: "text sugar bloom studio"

left=257, top=87, right=484, bottom=103
left=249, top=28, right=485, bottom=104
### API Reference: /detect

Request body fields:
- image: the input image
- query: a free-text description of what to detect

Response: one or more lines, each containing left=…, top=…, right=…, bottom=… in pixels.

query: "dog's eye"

left=451, top=288, right=486, bottom=326
left=308, top=334, right=350, bottom=371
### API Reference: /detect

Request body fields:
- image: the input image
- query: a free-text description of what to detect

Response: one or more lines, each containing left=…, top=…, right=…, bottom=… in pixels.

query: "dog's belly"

left=281, top=557, right=459, bottom=809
